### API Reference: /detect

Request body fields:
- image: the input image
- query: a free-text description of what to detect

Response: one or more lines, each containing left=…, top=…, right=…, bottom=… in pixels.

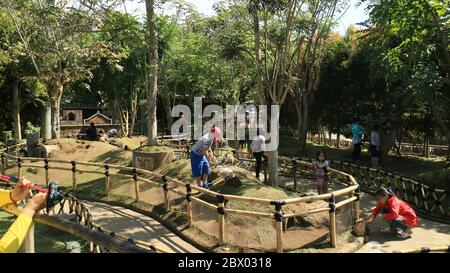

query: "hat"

left=210, top=127, right=222, bottom=142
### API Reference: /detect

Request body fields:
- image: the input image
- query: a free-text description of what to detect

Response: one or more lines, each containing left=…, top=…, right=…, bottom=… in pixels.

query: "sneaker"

left=202, top=182, right=210, bottom=189
left=404, top=228, right=413, bottom=235
left=381, top=227, right=398, bottom=233
left=396, top=231, right=411, bottom=239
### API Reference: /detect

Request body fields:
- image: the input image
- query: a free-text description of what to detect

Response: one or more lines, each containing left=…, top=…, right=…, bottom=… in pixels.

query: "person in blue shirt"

left=190, top=127, right=222, bottom=188
left=350, top=118, right=364, bottom=162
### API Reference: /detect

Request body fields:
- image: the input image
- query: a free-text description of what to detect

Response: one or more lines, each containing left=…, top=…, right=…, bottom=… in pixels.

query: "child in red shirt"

left=367, top=187, right=419, bottom=239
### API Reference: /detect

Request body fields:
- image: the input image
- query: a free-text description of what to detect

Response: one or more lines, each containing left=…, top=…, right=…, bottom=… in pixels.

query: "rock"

left=39, top=144, right=60, bottom=158
left=66, top=241, right=81, bottom=253
left=26, top=167, right=38, bottom=175
left=132, top=148, right=174, bottom=171
left=354, top=219, right=366, bottom=236
left=286, top=200, right=329, bottom=228
left=26, top=133, right=39, bottom=157
left=224, top=176, right=242, bottom=187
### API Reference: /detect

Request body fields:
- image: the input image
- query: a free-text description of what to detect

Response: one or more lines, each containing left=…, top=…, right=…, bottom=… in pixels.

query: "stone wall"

left=60, top=124, right=120, bottom=138
left=61, top=110, right=82, bottom=123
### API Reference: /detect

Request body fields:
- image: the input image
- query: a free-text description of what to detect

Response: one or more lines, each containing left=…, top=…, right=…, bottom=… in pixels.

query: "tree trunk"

left=162, top=94, right=172, bottom=132
left=40, top=103, right=51, bottom=140
left=49, top=83, right=63, bottom=139
left=46, top=78, right=65, bottom=140
left=423, top=134, right=430, bottom=158
left=337, top=132, right=340, bottom=149
left=397, top=127, right=403, bottom=156
left=115, top=98, right=129, bottom=137
left=380, top=126, right=399, bottom=162
left=328, top=131, right=332, bottom=147
left=252, top=10, right=264, bottom=105
left=447, top=140, right=450, bottom=162
left=430, top=102, right=450, bottom=159
left=50, top=101, right=61, bottom=139
left=146, top=0, right=158, bottom=146
left=12, top=77, right=22, bottom=140
left=129, top=86, right=138, bottom=137
left=294, top=96, right=308, bottom=155
left=267, top=150, right=279, bottom=187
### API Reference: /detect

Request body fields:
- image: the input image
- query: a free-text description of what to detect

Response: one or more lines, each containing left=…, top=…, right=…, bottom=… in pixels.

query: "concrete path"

left=82, top=201, right=202, bottom=253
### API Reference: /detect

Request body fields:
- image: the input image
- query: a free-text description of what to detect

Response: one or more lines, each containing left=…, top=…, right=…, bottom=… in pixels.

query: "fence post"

left=1, top=153, right=4, bottom=174
left=353, top=187, right=360, bottom=222
left=44, top=159, right=49, bottom=187
left=19, top=223, right=35, bottom=253
left=263, top=158, right=268, bottom=184
left=328, top=194, right=337, bottom=247
left=217, top=194, right=225, bottom=244
left=71, top=161, right=77, bottom=191
left=104, top=164, right=110, bottom=197
left=17, top=157, right=21, bottom=178
left=292, top=159, right=297, bottom=191
left=186, top=183, right=192, bottom=227
left=272, top=200, right=285, bottom=253
left=162, top=175, right=170, bottom=211
left=133, top=168, right=140, bottom=201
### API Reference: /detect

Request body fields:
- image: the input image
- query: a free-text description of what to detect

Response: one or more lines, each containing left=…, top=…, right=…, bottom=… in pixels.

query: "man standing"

left=351, top=118, right=363, bottom=163
left=250, top=129, right=266, bottom=181
left=190, top=127, right=222, bottom=188
left=86, top=122, right=98, bottom=141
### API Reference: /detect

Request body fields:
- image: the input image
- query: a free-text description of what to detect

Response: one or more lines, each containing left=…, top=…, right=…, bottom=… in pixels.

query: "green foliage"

left=24, top=121, right=40, bottom=136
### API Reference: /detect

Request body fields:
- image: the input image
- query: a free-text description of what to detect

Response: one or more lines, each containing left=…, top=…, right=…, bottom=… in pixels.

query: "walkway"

left=81, top=201, right=202, bottom=253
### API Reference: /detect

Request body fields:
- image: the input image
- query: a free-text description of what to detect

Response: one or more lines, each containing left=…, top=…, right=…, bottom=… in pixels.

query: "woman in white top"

left=250, top=129, right=266, bottom=181
left=370, top=124, right=381, bottom=167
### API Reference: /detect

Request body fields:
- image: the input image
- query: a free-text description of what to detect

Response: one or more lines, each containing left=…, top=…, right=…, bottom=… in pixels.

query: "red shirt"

left=372, top=196, right=419, bottom=227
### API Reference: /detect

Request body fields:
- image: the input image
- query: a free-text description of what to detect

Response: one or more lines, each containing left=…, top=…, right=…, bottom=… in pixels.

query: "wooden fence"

left=307, top=135, right=449, bottom=157
left=1, top=146, right=361, bottom=253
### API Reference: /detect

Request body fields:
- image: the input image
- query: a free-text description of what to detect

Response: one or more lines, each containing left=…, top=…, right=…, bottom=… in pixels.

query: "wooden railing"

left=324, top=159, right=450, bottom=223
left=0, top=186, right=156, bottom=253
left=307, top=135, right=449, bottom=157
left=1, top=146, right=361, bottom=253
left=0, top=145, right=163, bottom=253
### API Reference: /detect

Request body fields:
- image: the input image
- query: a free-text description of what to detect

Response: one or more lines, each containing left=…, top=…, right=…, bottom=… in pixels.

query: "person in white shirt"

left=250, top=129, right=266, bottom=181
left=370, top=124, right=381, bottom=167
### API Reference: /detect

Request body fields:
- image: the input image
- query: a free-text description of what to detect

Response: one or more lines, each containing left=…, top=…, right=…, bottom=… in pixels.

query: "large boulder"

left=132, top=146, right=174, bottom=171
left=39, top=144, right=60, bottom=158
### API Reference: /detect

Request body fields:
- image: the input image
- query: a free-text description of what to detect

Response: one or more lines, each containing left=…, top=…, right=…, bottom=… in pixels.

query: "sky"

left=123, top=0, right=370, bottom=35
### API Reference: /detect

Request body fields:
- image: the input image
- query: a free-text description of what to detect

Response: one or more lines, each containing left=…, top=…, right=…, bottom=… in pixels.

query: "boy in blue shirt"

left=351, top=119, right=363, bottom=162
left=190, top=127, right=222, bottom=188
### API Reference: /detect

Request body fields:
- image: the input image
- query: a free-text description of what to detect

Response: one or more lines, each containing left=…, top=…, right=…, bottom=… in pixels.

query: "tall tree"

left=1, top=0, right=119, bottom=139
left=146, top=0, right=159, bottom=145
left=246, top=0, right=346, bottom=185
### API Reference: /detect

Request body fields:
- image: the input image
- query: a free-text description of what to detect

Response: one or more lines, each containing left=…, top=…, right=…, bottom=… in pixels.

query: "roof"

left=83, top=111, right=113, bottom=125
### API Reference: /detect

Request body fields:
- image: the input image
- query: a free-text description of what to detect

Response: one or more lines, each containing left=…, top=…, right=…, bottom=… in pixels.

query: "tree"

left=146, top=0, right=159, bottom=145
left=247, top=0, right=347, bottom=185
left=1, top=0, right=119, bottom=139
left=89, top=12, right=147, bottom=137
left=365, top=0, right=450, bottom=155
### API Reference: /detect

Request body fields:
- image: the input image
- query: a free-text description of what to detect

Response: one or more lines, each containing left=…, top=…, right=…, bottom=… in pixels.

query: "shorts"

left=316, top=176, right=325, bottom=187
left=190, top=151, right=210, bottom=177
left=370, top=145, right=380, bottom=159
